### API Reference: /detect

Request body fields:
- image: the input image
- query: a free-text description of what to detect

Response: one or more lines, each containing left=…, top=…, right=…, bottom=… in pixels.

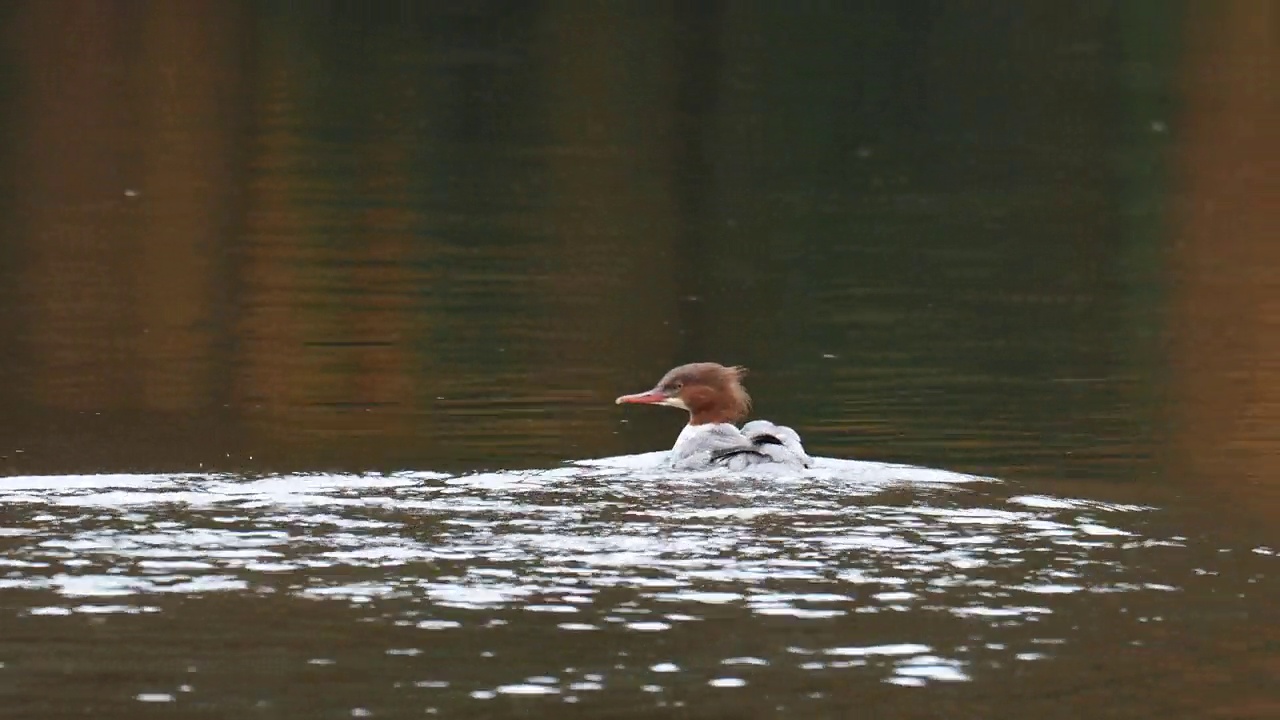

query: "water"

left=2, top=2, right=1278, bottom=718
left=8, top=466, right=1270, bottom=717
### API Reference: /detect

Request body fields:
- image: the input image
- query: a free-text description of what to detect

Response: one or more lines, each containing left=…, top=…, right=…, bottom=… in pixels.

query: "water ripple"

left=0, top=459, right=1256, bottom=697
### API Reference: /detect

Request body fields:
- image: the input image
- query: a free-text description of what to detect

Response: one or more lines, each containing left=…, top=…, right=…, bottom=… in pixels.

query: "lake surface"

left=1, top=2, right=1277, bottom=718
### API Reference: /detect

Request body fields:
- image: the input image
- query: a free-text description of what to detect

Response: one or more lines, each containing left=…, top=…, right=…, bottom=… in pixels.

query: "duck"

left=615, top=362, right=811, bottom=471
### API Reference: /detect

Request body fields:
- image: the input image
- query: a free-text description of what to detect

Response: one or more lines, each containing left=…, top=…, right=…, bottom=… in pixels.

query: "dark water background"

left=0, top=2, right=1277, bottom=718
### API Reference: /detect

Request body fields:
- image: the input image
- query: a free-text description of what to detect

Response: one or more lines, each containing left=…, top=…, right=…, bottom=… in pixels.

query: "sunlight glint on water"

left=1, top=465, right=1221, bottom=700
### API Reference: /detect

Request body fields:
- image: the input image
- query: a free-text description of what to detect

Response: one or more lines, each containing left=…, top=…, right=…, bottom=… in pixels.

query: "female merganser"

left=615, top=362, right=812, bottom=471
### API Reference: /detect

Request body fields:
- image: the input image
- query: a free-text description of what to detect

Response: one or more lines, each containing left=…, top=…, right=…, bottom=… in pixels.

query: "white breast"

left=673, top=423, right=718, bottom=449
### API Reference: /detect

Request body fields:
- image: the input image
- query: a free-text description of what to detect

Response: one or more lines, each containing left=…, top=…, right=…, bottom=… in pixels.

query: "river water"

left=1, top=2, right=1277, bottom=718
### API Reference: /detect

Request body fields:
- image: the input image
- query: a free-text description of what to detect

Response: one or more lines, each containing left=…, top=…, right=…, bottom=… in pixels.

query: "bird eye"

left=672, top=382, right=683, bottom=391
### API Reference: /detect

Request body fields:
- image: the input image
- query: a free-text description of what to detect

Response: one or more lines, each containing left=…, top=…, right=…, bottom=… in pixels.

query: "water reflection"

left=0, top=0, right=1278, bottom=717
left=5, top=463, right=1266, bottom=708
left=0, top=0, right=1177, bottom=478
